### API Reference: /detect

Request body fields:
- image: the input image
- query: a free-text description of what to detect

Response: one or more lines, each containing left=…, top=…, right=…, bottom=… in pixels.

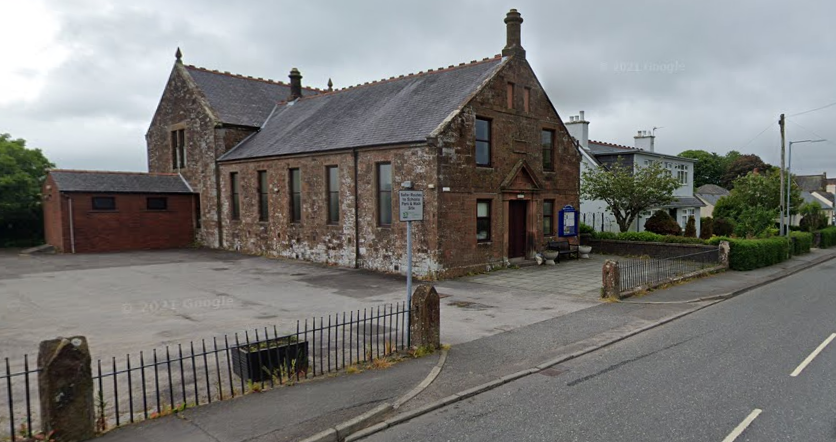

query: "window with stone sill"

left=477, top=200, right=491, bottom=242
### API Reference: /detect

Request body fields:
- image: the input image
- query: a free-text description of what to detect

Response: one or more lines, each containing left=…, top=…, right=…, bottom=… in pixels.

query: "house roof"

left=219, top=56, right=506, bottom=161
left=812, top=190, right=835, bottom=206
left=800, top=191, right=829, bottom=209
left=660, top=196, right=706, bottom=209
left=185, top=65, right=319, bottom=127
left=794, top=174, right=826, bottom=192
left=49, top=170, right=194, bottom=194
left=586, top=140, right=696, bottom=163
left=695, top=184, right=730, bottom=206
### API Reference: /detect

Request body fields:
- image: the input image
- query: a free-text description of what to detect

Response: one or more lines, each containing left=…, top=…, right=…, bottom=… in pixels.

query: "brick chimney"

left=564, top=110, right=589, bottom=149
left=502, top=9, right=525, bottom=59
left=288, top=68, right=303, bottom=101
left=634, top=130, right=655, bottom=152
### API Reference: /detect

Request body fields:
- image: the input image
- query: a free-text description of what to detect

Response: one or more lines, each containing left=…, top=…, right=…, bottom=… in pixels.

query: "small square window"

left=92, top=196, right=116, bottom=211
left=147, top=197, right=168, bottom=210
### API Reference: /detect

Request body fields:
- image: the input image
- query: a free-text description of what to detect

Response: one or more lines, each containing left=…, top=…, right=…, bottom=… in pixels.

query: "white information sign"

left=399, top=191, right=424, bottom=222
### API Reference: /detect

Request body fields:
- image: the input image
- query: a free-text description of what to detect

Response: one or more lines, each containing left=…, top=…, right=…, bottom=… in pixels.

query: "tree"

left=713, top=169, right=801, bottom=237
left=699, top=217, right=714, bottom=239
left=581, top=159, right=680, bottom=233
left=678, top=149, right=726, bottom=188
left=0, top=133, right=54, bottom=246
left=722, top=154, right=771, bottom=189
left=644, top=210, right=682, bottom=235
left=798, top=202, right=826, bottom=232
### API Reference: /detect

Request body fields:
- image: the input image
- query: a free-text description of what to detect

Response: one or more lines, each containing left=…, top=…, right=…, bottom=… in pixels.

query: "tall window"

left=171, top=129, right=185, bottom=169
left=506, top=83, right=514, bottom=109
left=290, top=168, right=301, bottom=223
left=230, top=172, right=240, bottom=220
left=475, top=118, right=491, bottom=167
left=257, top=170, right=268, bottom=221
left=675, top=164, right=688, bottom=185
left=327, top=166, right=339, bottom=224
left=543, top=200, right=554, bottom=235
left=476, top=200, right=491, bottom=242
left=542, top=129, right=555, bottom=171
left=524, top=87, right=531, bottom=113
left=377, top=163, right=392, bottom=226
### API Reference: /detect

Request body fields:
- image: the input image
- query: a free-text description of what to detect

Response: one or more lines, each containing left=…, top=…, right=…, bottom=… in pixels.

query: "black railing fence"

left=618, top=249, right=720, bottom=293
left=1, top=302, right=409, bottom=440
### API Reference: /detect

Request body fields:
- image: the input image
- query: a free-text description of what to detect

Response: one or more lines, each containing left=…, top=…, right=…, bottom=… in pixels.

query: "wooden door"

left=508, top=200, right=527, bottom=258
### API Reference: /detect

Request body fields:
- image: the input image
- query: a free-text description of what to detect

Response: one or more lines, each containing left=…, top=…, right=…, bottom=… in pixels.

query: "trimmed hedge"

left=790, top=232, right=812, bottom=256
left=593, top=231, right=708, bottom=245
left=818, top=226, right=836, bottom=248
left=707, top=236, right=790, bottom=271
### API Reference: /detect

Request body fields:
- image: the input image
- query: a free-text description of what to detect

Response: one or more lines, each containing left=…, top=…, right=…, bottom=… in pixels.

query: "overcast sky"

left=2, top=0, right=835, bottom=177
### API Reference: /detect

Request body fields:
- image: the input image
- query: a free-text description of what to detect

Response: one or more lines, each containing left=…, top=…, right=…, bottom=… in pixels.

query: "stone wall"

left=587, top=238, right=717, bottom=259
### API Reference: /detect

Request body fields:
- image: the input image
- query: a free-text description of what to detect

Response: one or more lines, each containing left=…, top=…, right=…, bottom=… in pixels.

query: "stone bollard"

left=602, top=260, right=621, bottom=299
left=410, top=285, right=440, bottom=350
left=719, top=241, right=730, bottom=269
left=38, top=336, right=94, bottom=442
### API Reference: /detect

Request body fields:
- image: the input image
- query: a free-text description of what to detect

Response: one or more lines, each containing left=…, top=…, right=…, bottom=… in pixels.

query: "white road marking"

left=790, top=333, right=836, bottom=377
left=722, top=408, right=762, bottom=442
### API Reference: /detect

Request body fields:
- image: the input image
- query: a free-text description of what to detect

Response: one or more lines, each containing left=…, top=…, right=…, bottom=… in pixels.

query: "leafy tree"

left=713, top=218, right=736, bottom=236
left=684, top=215, right=697, bottom=237
left=678, top=149, right=727, bottom=188
left=644, top=210, right=682, bottom=236
left=722, top=154, right=771, bottom=189
left=0, top=133, right=54, bottom=246
left=581, top=159, right=680, bottom=233
left=713, top=169, right=801, bottom=237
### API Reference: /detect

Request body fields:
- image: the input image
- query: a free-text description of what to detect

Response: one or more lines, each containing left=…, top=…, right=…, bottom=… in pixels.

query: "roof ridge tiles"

left=50, top=169, right=181, bottom=176
left=185, top=64, right=319, bottom=91
left=589, top=139, right=637, bottom=150
left=287, top=55, right=502, bottom=103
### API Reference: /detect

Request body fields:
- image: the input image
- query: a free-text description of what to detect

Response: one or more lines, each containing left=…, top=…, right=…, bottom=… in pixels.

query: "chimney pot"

left=288, top=68, right=303, bottom=101
left=579, top=110, right=585, bottom=121
left=502, top=9, right=526, bottom=59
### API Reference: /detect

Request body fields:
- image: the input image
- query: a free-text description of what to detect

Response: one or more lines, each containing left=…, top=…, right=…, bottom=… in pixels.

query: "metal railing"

left=618, top=249, right=720, bottom=293
left=1, top=302, right=410, bottom=439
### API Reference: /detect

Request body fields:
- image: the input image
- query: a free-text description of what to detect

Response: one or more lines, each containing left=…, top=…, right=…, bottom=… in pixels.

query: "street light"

left=785, top=139, right=826, bottom=236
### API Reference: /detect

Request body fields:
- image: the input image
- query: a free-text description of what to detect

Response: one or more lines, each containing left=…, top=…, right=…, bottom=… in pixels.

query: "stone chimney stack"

left=502, top=9, right=525, bottom=59
left=634, top=130, right=655, bottom=152
left=564, top=111, right=590, bottom=149
left=288, top=68, right=303, bottom=101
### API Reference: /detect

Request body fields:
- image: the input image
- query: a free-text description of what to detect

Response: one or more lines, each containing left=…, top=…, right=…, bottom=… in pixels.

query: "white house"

left=566, top=111, right=704, bottom=234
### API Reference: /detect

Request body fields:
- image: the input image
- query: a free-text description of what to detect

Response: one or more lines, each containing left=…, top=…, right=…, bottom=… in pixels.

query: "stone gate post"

left=38, top=336, right=94, bottom=441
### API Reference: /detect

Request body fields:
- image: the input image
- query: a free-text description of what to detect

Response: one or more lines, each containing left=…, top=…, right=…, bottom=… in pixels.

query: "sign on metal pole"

left=399, top=190, right=424, bottom=222
left=399, top=190, right=423, bottom=329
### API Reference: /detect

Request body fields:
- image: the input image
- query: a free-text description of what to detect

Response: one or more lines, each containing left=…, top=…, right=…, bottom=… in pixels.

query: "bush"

left=699, top=217, right=714, bottom=240
left=818, top=226, right=836, bottom=248
left=707, top=237, right=789, bottom=271
left=579, top=222, right=595, bottom=235
left=684, top=216, right=697, bottom=237
left=713, top=218, right=736, bottom=236
left=644, top=211, right=682, bottom=236
left=617, top=231, right=663, bottom=242
left=790, top=231, right=812, bottom=255
left=659, top=235, right=706, bottom=244
left=594, top=231, right=617, bottom=240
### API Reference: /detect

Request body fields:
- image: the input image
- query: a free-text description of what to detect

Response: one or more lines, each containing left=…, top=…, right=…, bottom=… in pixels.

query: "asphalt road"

left=365, top=259, right=836, bottom=441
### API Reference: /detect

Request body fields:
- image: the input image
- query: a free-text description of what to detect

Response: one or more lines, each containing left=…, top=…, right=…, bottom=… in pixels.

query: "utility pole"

left=779, top=113, right=786, bottom=236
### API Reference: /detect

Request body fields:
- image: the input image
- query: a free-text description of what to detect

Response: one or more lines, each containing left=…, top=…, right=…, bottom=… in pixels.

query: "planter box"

left=232, top=339, right=309, bottom=382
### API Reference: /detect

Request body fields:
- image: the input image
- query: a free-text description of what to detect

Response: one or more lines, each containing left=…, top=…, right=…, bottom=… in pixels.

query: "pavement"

left=84, top=247, right=836, bottom=442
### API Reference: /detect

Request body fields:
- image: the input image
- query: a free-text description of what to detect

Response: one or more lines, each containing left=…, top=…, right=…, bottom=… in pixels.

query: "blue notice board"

left=558, top=205, right=578, bottom=237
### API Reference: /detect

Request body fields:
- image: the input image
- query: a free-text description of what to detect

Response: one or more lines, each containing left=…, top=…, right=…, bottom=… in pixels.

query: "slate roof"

left=49, top=170, right=194, bottom=194
left=813, top=190, right=835, bottom=206
left=185, top=66, right=319, bottom=127
left=695, top=184, right=731, bottom=206
left=586, top=141, right=697, bottom=162
left=794, top=174, right=826, bottom=192
left=800, top=191, right=829, bottom=209
left=660, top=196, right=706, bottom=209
left=219, top=56, right=506, bottom=161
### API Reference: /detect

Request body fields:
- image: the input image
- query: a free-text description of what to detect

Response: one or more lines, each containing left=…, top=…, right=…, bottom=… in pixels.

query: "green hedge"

left=790, top=232, right=812, bottom=255
left=707, top=236, right=790, bottom=271
left=818, top=226, right=836, bottom=248
left=592, top=231, right=708, bottom=245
